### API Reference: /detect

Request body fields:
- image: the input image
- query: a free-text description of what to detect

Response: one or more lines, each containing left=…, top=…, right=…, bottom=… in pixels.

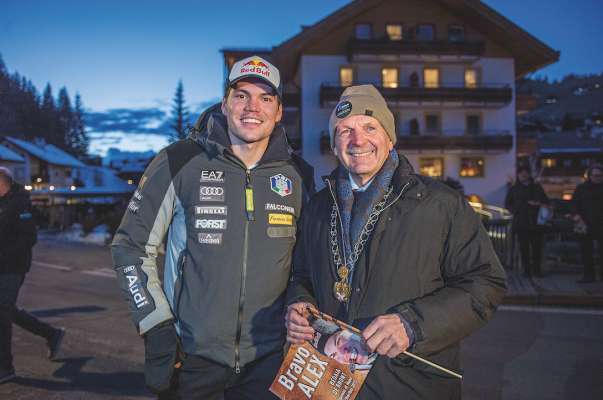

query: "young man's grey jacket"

left=111, top=111, right=305, bottom=370
left=287, top=156, right=507, bottom=399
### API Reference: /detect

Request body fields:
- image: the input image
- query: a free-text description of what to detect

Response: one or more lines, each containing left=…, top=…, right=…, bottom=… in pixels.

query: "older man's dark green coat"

left=287, top=156, right=507, bottom=400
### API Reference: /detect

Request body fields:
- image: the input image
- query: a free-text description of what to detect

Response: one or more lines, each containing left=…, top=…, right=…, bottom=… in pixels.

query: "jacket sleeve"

left=286, top=204, right=318, bottom=307
left=391, top=195, right=507, bottom=356
left=111, top=150, right=177, bottom=335
left=570, top=184, right=585, bottom=217
left=504, top=186, right=514, bottom=213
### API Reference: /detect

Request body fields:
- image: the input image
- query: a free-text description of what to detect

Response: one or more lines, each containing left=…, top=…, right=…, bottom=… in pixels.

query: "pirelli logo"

left=268, top=213, right=293, bottom=226
left=195, top=206, right=227, bottom=215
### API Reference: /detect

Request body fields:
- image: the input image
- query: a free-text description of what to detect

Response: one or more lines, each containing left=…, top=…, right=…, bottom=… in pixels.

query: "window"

left=423, top=68, right=439, bottom=88
left=466, top=114, right=481, bottom=135
left=425, top=114, right=440, bottom=134
left=386, top=24, right=403, bottom=41
left=416, top=24, right=435, bottom=41
left=464, top=68, right=479, bottom=88
left=420, top=158, right=444, bottom=178
left=541, top=158, right=557, bottom=168
left=340, top=67, right=354, bottom=87
left=460, top=157, right=485, bottom=177
left=382, top=67, right=399, bottom=88
left=448, top=25, right=465, bottom=42
left=355, top=23, right=372, bottom=39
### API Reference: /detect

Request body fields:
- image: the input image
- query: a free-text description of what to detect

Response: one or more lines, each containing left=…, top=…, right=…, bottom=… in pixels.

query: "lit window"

left=355, top=23, right=372, bottom=39
left=416, top=24, right=434, bottom=41
left=466, top=114, right=480, bottom=135
left=465, top=69, right=478, bottom=88
left=340, top=67, right=354, bottom=87
left=419, top=158, right=444, bottom=178
left=386, top=24, right=403, bottom=41
left=448, top=25, right=465, bottom=42
left=460, top=157, right=485, bottom=177
left=425, top=114, right=440, bottom=134
left=424, top=68, right=439, bottom=88
left=541, top=158, right=557, bottom=168
left=382, top=68, right=399, bottom=88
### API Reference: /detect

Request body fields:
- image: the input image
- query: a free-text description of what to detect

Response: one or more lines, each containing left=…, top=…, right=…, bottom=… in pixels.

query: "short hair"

left=0, top=166, right=14, bottom=185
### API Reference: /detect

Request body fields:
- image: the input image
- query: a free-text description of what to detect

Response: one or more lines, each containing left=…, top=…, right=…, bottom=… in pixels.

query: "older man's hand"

left=285, top=302, right=315, bottom=344
left=362, top=314, right=410, bottom=358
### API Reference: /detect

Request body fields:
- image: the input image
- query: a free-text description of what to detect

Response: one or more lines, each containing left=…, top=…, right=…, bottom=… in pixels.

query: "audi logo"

left=200, top=187, right=224, bottom=196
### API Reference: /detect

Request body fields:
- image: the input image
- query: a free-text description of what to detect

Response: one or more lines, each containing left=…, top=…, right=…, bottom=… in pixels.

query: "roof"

left=0, top=144, right=25, bottom=163
left=270, top=0, right=559, bottom=81
left=4, top=137, right=86, bottom=168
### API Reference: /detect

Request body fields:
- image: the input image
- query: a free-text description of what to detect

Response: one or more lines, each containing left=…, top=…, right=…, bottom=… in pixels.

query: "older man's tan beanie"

left=328, top=84, right=396, bottom=148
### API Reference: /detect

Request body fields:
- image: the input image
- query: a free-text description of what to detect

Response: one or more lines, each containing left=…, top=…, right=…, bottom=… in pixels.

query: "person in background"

left=0, top=167, right=65, bottom=384
left=505, top=166, right=550, bottom=277
left=571, top=163, right=603, bottom=283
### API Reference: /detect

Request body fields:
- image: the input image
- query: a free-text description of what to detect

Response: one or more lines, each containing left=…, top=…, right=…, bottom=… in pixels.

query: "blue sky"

left=1, top=0, right=602, bottom=154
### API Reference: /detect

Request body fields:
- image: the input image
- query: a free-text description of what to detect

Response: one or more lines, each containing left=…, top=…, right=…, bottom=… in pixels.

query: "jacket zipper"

left=175, top=253, right=187, bottom=320
left=235, top=169, right=254, bottom=374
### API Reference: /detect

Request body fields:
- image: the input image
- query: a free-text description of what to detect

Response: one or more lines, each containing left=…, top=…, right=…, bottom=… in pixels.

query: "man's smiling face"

left=221, top=79, right=282, bottom=147
left=333, top=114, right=393, bottom=186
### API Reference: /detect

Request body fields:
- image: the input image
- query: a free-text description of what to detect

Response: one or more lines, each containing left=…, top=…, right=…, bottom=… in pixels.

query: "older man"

left=285, top=85, right=506, bottom=399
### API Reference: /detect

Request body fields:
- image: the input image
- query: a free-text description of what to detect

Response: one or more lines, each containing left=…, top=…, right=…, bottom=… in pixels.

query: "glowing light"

left=36, top=177, right=42, bottom=183
left=70, top=185, right=76, bottom=191
left=24, top=185, right=32, bottom=191
left=562, top=193, right=572, bottom=201
left=49, top=185, right=55, bottom=191
left=128, top=179, right=134, bottom=185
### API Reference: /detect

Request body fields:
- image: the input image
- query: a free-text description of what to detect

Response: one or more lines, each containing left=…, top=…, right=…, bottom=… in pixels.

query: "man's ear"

left=275, top=102, right=283, bottom=123
left=220, top=96, right=228, bottom=116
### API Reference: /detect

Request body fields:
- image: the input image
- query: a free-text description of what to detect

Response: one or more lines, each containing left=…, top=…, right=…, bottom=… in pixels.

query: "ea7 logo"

left=200, top=170, right=225, bottom=183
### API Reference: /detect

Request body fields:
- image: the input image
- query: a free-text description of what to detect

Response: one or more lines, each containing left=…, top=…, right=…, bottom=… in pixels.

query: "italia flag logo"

left=270, top=174, right=292, bottom=197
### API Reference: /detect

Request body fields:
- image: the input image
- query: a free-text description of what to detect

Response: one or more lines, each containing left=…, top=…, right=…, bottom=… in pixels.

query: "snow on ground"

left=49, top=224, right=111, bottom=246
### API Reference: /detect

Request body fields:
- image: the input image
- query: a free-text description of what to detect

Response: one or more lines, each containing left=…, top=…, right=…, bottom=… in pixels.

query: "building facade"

left=222, top=0, right=558, bottom=205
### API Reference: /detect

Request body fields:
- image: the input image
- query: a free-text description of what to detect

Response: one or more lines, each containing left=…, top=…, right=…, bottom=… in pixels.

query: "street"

left=1, top=238, right=602, bottom=399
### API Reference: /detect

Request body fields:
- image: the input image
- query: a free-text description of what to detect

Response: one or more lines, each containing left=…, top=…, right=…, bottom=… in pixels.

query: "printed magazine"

left=270, top=307, right=377, bottom=400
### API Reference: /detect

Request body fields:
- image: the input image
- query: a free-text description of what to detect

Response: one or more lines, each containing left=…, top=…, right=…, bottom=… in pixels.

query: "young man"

left=285, top=85, right=506, bottom=399
left=112, top=56, right=307, bottom=399
left=0, top=167, right=64, bottom=384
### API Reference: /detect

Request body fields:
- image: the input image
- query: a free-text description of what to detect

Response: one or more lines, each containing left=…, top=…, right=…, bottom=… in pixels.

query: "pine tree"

left=40, top=83, right=59, bottom=145
left=57, top=87, right=73, bottom=150
left=170, top=80, right=190, bottom=141
left=71, top=93, right=89, bottom=158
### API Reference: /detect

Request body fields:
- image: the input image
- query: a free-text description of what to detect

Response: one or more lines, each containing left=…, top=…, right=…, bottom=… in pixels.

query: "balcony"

left=348, top=38, right=485, bottom=60
left=320, top=83, right=513, bottom=109
left=395, top=131, right=513, bottom=152
left=320, top=131, right=513, bottom=154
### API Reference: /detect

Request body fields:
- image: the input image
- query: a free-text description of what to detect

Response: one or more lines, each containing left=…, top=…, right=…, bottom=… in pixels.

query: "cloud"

left=85, top=108, right=168, bottom=134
